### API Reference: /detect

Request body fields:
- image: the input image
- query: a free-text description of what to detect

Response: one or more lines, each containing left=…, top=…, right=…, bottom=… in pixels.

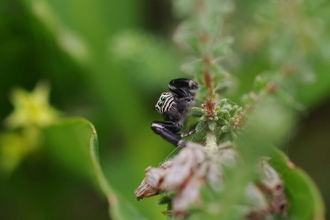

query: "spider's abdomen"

left=155, top=92, right=175, bottom=114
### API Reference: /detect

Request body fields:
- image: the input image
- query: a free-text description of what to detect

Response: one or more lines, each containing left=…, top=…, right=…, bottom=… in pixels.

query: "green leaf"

left=208, top=121, right=216, bottom=131
left=44, top=118, right=146, bottom=220
left=266, top=146, right=325, bottom=220
left=195, top=120, right=207, bottom=133
left=190, top=107, right=204, bottom=118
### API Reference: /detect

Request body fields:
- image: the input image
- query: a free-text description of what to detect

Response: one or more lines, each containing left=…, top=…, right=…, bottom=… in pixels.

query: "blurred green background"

left=0, top=0, right=329, bottom=219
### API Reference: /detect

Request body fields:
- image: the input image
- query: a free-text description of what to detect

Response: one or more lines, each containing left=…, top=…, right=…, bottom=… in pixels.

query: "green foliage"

left=134, top=0, right=325, bottom=218
left=190, top=98, right=243, bottom=142
left=0, top=0, right=329, bottom=219
left=109, top=30, right=182, bottom=93
left=44, top=118, right=147, bottom=220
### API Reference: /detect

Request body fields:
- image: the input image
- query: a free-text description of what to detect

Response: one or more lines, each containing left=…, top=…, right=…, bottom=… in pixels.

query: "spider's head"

left=155, top=92, right=174, bottom=114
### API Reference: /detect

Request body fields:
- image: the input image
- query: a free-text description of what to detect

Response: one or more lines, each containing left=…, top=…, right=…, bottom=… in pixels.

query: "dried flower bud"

left=259, top=157, right=287, bottom=215
left=134, top=178, right=160, bottom=200
left=135, top=140, right=287, bottom=218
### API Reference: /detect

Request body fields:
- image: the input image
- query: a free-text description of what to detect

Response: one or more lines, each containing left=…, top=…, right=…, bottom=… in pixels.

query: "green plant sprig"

left=134, top=0, right=325, bottom=219
left=172, top=0, right=241, bottom=147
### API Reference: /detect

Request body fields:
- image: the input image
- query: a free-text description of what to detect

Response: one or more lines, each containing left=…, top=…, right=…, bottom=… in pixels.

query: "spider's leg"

left=151, top=121, right=183, bottom=147
left=180, top=129, right=196, bottom=138
left=169, top=78, right=199, bottom=90
left=168, top=78, right=198, bottom=98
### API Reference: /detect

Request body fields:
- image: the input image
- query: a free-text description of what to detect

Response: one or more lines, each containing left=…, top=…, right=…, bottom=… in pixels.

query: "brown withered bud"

left=134, top=178, right=160, bottom=200
left=134, top=161, right=173, bottom=200
left=135, top=140, right=287, bottom=218
left=259, top=157, right=287, bottom=215
left=135, top=141, right=238, bottom=214
left=244, top=157, right=288, bottom=219
left=202, top=100, right=217, bottom=119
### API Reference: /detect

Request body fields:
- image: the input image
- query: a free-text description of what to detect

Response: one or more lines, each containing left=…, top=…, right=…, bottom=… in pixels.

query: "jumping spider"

left=151, top=78, right=199, bottom=147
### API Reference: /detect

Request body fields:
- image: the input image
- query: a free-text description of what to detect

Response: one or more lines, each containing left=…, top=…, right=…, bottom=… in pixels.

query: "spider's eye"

left=161, top=96, right=166, bottom=101
left=158, top=102, right=163, bottom=107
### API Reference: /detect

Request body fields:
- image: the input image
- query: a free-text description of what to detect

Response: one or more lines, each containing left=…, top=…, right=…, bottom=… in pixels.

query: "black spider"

left=151, top=78, right=199, bottom=147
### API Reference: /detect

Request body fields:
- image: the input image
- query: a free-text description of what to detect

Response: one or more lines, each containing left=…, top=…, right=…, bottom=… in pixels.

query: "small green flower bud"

left=236, top=107, right=243, bottom=115
left=229, top=118, right=236, bottom=125
left=190, top=107, right=204, bottom=117
left=232, top=105, right=238, bottom=111
left=221, top=125, right=229, bottom=132
left=219, top=98, right=228, bottom=106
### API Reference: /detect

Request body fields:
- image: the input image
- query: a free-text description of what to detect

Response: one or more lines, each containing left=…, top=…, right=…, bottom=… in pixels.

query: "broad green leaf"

left=44, top=118, right=146, bottom=220
left=266, top=146, right=325, bottom=220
